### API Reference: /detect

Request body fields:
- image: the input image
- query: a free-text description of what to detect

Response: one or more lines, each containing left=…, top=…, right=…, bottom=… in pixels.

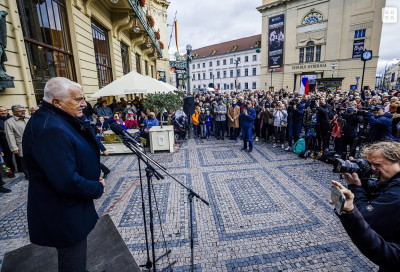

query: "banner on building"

left=268, top=14, right=285, bottom=68
left=157, top=70, right=166, bottom=82
left=352, top=39, right=364, bottom=58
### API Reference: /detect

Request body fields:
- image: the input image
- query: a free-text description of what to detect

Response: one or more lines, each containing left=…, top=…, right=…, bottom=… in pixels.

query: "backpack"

left=293, top=138, right=306, bottom=155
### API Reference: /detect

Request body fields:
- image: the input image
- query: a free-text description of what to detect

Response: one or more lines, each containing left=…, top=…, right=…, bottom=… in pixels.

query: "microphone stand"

left=120, top=136, right=209, bottom=272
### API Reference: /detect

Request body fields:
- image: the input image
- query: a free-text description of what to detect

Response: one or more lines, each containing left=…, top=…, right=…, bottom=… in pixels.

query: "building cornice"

left=257, top=0, right=292, bottom=13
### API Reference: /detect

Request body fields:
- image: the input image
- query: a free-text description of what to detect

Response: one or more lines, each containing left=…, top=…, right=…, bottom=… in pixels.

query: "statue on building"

left=0, top=11, right=15, bottom=90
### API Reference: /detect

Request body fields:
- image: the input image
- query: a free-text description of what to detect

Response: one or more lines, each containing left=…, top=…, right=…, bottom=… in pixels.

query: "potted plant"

left=155, top=31, right=160, bottom=40
left=139, top=0, right=145, bottom=7
left=142, top=90, right=184, bottom=128
left=146, top=15, right=155, bottom=27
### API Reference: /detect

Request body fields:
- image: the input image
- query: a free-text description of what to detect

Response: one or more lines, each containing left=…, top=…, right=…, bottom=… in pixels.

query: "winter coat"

left=317, top=104, right=331, bottom=130
left=199, top=113, right=208, bottom=125
left=292, top=102, right=305, bottom=123
left=22, top=101, right=104, bottom=248
left=273, top=109, right=288, bottom=127
left=366, top=112, right=396, bottom=142
left=239, top=108, right=256, bottom=128
left=227, top=105, right=240, bottom=128
left=214, top=103, right=227, bottom=122
left=192, top=109, right=200, bottom=125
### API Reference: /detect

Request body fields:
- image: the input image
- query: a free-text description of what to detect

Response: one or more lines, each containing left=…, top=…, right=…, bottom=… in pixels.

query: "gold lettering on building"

left=291, top=63, right=327, bottom=70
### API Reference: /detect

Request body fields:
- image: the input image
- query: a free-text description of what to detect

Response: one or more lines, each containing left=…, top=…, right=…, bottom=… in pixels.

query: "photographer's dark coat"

left=23, top=101, right=104, bottom=248
left=366, top=112, right=396, bottom=142
left=349, top=172, right=400, bottom=246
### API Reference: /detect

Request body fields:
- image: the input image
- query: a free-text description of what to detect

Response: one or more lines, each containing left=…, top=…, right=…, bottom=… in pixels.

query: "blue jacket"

left=366, top=112, right=396, bottom=142
left=144, top=117, right=159, bottom=129
left=239, top=107, right=256, bottom=128
left=22, top=101, right=104, bottom=248
left=292, top=102, right=305, bottom=123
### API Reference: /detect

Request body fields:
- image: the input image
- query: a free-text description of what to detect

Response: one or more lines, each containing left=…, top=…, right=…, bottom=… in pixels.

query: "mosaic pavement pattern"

left=0, top=138, right=378, bottom=271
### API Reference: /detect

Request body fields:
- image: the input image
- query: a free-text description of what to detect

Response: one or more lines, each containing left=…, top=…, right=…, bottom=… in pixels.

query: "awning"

left=91, top=70, right=172, bottom=98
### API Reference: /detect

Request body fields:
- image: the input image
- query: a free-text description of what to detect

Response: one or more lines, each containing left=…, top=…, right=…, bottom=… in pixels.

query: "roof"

left=190, top=34, right=261, bottom=59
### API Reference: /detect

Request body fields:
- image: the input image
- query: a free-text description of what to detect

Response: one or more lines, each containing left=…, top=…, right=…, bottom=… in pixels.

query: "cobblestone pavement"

left=0, top=138, right=378, bottom=271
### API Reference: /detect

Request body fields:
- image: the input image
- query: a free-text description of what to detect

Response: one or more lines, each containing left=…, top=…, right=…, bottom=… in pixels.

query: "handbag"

left=280, top=120, right=288, bottom=127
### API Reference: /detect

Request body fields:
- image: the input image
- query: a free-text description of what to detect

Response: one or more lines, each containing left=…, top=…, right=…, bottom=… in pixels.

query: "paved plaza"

left=0, top=138, right=378, bottom=271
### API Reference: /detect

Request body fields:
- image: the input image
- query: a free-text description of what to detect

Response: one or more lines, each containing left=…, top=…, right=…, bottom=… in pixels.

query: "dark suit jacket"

left=22, top=101, right=104, bottom=248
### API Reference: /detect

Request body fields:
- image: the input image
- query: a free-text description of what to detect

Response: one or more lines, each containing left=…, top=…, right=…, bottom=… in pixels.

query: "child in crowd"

left=199, top=108, right=207, bottom=139
left=206, top=110, right=213, bottom=139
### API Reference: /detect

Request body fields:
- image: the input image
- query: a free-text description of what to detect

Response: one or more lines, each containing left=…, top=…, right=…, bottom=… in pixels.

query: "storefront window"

left=92, top=20, right=112, bottom=88
left=17, top=0, right=76, bottom=101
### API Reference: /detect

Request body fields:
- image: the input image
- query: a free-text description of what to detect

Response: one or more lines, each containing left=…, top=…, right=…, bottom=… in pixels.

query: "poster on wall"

left=268, top=14, right=285, bottom=68
left=157, top=70, right=166, bottom=82
left=352, top=39, right=364, bottom=58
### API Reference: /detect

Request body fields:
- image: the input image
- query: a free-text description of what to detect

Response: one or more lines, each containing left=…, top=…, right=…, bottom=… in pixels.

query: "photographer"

left=330, top=180, right=400, bottom=271
left=315, top=98, right=332, bottom=152
left=364, top=105, right=396, bottom=142
left=341, top=107, right=362, bottom=159
left=286, top=98, right=304, bottom=151
left=343, top=142, right=400, bottom=246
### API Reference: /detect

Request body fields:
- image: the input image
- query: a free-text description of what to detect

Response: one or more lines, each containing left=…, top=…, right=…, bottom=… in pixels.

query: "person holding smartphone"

left=331, top=180, right=400, bottom=271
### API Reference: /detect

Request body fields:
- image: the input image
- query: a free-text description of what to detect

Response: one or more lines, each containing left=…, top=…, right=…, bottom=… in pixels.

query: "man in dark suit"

left=23, top=77, right=105, bottom=272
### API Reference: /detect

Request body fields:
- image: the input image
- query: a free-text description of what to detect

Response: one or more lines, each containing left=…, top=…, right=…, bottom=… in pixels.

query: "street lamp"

left=186, top=44, right=192, bottom=95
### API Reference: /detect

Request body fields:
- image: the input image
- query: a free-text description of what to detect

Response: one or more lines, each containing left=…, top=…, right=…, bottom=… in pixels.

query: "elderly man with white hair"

left=5, top=104, right=29, bottom=179
left=22, top=77, right=105, bottom=272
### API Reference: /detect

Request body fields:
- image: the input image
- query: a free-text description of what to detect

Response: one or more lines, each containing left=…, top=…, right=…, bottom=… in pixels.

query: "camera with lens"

left=332, top=158, right=373, bottom=180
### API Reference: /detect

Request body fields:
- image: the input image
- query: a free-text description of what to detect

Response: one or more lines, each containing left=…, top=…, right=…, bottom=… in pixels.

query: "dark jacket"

left=339, top=207, right=400, bottom=272
left=292, top=102, right=305, bottom=123
left=366, top=112, right=396, bottom=142
left=348, top=172, right=400, bottom=245
left=22, top=101, right=104, bottom=248
left=317, top=104, right=331, bottom=130
left=199, top=112, right=207, bottom=125
left=95, top=120, right=109, bottom=131
left=239, top=107, right=256, bottom=128
left=342, top=113, right=361, bottom=136
left=0, top=114, right=11, bottom=142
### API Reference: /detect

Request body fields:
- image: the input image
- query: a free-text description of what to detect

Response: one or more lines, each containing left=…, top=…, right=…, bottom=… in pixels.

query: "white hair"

left=43, top=77, right=81, bottom=103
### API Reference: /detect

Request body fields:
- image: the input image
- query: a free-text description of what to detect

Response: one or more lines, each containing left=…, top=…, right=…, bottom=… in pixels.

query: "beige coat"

left=5, top=116, right=29, bottom=157
left=227, top=105, right=240, bottom=128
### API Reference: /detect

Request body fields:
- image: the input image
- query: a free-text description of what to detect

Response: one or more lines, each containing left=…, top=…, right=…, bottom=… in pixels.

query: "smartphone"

left=331, top=185, right=345, bottom=215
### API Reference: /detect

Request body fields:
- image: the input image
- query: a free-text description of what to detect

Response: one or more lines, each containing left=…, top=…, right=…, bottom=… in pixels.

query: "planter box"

left=102, top=129, right=139, bottom=154
left=149, top=125, right=174, bottom=153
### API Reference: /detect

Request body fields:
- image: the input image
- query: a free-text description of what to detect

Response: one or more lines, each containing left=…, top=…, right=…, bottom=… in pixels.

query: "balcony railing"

left=128, top=0, right=163, bottom=57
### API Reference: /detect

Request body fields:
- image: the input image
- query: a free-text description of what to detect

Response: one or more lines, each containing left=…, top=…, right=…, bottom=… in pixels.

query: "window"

left=237, top=69, right=241, bottom=77
left=217, top=60, right=220, bottom=66
left=230, top=83, right=234, bottom=89
left=192, top=64, right=195, bottom=69
left=217, top=71, right=220, bottom=78
left=223, top=59, right=227, bottom=65
left=17, top=0, right=76, bottom=100
left=252, top=82, right=256, bottom=89
left=354, top=29, right=366, bottom=38
left=244, top=69, right=248, bottom=76
left=198, top=74, right=200, bottom=80
left=224, top=83, right=227, bottom=90
left=230, top=70, right=233, bottom=77
left=120, top=43, right=130, bottom=75
left=238, top=83, right=241, bottom=89
left=253, top=55, right=257, bottom=61
left=203, top=63, right=205, bottom=68
left=209, top=61, right=212, bottom=67
left=230, top=58, right=233, bottom=64
left=245, top=56, right=249, bottom=62
left=144, top=60, right=149, bottom=75
left=193, top=74, right=195, bottom=80
left=244, top=82, right=248, bottom=89
left=299, top=48, right=304, bottom=63
left=203, top=73, right=206, bottom=80
left=92, top=20, right=112, bottom=87
left=305, top=41, right=315, bottom=63
left=217, top=83, right=220, bottom=89
left=197, top=63, right=200, bottom=68
left=135, top=53, right=141, bottom=73
left=237, top=57, right=241, bottom=62
left=252, top=68, right=256, bottom=76
left=316, top=45, right=321, bottom=62
left=193, top=85, right=196, bottom=89
left=223, top=71, right=227, bottom=78
left=210, top=72, right=213, bottom=79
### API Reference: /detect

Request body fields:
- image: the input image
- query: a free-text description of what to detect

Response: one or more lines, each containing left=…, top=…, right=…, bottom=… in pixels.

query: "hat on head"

left=201, top=108, right=205, bottom=111
left=372, top=105, right=385, bottom=111
left=346, top=107, right=355, bottom=114
left=218, top=97, right=223, bottom=102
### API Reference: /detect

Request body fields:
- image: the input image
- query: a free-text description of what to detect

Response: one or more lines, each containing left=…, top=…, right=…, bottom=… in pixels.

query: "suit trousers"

left=57, top=237, right=88, bottom=272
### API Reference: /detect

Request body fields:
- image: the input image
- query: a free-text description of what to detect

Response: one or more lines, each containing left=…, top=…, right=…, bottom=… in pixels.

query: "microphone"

left=109, top=121, right=143, bottom=148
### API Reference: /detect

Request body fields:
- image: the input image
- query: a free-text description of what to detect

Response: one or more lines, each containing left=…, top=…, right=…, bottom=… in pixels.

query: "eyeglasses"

left=14, top=110, right=26, bottom=113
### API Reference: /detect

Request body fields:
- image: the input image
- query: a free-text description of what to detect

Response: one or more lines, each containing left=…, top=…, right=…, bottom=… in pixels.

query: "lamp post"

left=234, top=57, right=240, bottom=91
left=186, top=44, right=192, bottom=95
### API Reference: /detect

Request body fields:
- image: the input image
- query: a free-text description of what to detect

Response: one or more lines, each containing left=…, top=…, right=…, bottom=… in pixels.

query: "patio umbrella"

left=91, top=70, right=170, bottom=98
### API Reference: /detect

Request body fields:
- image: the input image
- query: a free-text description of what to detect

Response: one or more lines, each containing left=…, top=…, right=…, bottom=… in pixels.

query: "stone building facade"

left=257, top=0, right=386, bottom=92
left=0, top=0, right=170, bottom=109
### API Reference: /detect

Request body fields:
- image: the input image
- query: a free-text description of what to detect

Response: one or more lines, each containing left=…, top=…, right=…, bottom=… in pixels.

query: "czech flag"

left=299, top=77, right=309, bottom=95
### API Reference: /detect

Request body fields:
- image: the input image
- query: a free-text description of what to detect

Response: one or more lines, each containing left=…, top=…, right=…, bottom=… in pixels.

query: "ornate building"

left=0, top=0, right=170, bottom=108
left=257, top=0, right=386, bottom=92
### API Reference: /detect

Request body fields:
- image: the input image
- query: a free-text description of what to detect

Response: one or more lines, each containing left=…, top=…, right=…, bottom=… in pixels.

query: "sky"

left=166, top=0, right=400, bottom=76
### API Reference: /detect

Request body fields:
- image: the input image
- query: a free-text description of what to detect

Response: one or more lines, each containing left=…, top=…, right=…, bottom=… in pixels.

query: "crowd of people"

left=188, top=87, right=400, bottom=156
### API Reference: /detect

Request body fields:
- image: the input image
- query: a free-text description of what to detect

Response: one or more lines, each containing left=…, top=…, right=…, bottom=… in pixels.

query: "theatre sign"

left=291, top=63, right=327, bottom=70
